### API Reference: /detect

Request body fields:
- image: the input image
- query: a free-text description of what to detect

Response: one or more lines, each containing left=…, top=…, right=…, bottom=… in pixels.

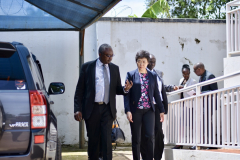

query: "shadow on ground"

left=62, top=144, right=133, bottom=160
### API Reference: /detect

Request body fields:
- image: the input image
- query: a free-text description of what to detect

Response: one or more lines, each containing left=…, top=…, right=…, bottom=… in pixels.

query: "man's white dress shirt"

left=151, top=69, right=163, bottom=102
left=95, top=59, right=110, bottom=102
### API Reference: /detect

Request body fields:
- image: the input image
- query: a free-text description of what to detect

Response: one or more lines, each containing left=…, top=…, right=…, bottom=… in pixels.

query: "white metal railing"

left=163, top=70, right=240, bottom=149
left=226, top=0, right=240, bottom=57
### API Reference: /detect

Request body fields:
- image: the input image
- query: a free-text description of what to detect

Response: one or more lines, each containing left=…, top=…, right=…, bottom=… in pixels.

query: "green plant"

left=142, top=0, right=170, bottom=18
left=128, top=14, right=138, bottom=18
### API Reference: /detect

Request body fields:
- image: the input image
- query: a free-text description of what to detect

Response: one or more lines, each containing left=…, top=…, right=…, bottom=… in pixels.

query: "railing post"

left=226, top=2, right=231, bottom=57
left=195, top=85, right=201, bottom=150
left=238, top=11, right=240, bottom=52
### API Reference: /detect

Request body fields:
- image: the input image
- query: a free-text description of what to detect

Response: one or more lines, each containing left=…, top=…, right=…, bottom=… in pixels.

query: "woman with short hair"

left=124, top=50, right=165, bottom=160
left=179, top=64, right=197, bottom=98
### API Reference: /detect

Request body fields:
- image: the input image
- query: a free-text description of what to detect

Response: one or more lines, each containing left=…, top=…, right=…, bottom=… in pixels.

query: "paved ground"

left=62, top=151, right=133, bottom=160
left=62, top=145, right=240, bottom=160
left=62, top=145, right=133, bottom=160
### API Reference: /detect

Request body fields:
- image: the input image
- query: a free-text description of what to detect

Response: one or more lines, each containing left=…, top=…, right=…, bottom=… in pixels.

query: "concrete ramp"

left=163, top=146, right=240, bottom=160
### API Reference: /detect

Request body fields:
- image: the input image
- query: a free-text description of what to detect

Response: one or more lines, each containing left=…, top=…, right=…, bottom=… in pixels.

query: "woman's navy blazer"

left=124, top=69, right=165, bottom=114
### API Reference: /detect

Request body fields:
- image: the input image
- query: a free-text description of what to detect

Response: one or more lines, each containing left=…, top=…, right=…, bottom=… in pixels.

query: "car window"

left=33, top=60, right=46, bottom=90
left=0, top=50, right=28, bottom=90
left=27, top=56, right=44, bottom=90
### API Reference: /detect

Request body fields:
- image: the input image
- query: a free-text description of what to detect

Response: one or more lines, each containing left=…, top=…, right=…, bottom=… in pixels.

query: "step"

left=163, top=146, right=240, bottom=160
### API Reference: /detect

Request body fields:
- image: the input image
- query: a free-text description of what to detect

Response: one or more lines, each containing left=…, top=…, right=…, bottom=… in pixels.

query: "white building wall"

left=224, top=56, right=240, bottom=87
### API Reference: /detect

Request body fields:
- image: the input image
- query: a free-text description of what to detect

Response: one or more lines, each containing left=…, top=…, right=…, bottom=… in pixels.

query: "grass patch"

left=62, top=155, right=88, bottom=160
left=62, top=144, right=87, bottom=152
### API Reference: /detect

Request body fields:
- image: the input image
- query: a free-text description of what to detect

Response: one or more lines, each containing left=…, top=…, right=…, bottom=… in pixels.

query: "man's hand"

left=160, top=113, right=164, bottom=122
left=126, top=111, right=133, bottom=123
left=193, top=92, right=201, bottom=95
left=124, top=80, right=133, bottom=91
left=178, top=85, right=184, bottom=89
left=173, top=86, right=178, bottom=90
left=74, top=111, right=82, bottom=121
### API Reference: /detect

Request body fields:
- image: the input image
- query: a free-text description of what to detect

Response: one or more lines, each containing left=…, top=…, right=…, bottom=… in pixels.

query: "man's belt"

left=95, top=102, right=104, bottom=105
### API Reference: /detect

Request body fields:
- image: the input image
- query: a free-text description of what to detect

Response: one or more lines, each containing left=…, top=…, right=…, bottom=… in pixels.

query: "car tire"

left=55, top=138, right=62, bottom=160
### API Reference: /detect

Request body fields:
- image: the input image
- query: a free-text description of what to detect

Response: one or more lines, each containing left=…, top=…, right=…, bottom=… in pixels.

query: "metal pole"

left=79, top=30, right=85, bottom=149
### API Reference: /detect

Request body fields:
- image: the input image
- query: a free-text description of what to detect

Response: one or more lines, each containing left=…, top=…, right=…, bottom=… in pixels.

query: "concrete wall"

left=0, top=18, right=227, bottom=144
left=224, top=56, right=240, bottom=87
left=84, top=18, right=227, bottom=143
left=0, top=31, right=80, bottom=144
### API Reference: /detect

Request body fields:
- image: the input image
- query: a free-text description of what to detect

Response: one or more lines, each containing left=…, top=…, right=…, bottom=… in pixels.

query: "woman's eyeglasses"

left=137, top=61, right=147, bottom=64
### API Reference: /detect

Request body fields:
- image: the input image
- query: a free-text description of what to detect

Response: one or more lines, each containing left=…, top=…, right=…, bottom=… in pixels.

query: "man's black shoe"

left=189, top=146, right=196, bottom=150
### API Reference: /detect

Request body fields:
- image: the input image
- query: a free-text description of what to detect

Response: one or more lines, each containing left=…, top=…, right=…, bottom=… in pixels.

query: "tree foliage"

left=145, top=0, right=234, bottom=19
left=142, top=0, right=170, bottom=18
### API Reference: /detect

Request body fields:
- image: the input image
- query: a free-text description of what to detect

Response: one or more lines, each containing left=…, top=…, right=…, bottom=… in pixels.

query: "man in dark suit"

left=193, top=62, right=218, bottom=149
left=148, top=54, right=177, bottom=92
left=140, top=54, right=172, bottom=160
left=193, top=62, right=218, bottom=92
left=74, top=44, right=132, bottom=160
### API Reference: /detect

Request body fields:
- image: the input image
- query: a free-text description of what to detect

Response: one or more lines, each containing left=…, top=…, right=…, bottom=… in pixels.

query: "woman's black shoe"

left=172, top=145, right=183, bottom=149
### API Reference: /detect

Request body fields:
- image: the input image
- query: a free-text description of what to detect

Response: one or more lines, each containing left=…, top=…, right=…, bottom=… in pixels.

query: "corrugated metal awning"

left=0, top=0, right=120, bottom=31
left=25, top=0, right=120, bottom=30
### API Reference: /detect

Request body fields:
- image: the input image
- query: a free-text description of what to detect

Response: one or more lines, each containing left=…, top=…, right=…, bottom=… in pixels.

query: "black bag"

left=111, top=119, right=125, bottom=143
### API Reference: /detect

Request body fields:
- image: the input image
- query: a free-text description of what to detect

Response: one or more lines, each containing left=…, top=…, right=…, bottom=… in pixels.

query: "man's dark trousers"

left=85, top=103, right=113, bottom=160
left=141, top=105, right=164, bottom=160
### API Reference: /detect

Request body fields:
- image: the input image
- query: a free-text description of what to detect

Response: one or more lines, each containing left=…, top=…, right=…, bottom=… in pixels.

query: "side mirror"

left=48, top=82, right=65, bottom=95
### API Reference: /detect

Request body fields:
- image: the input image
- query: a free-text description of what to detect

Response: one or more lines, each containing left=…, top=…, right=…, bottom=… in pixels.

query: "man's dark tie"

left=103, top=64, right=110, bottom=104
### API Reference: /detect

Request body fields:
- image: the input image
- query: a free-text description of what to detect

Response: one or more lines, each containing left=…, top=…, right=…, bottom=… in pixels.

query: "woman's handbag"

left=111, top=119, right=125, bottom=143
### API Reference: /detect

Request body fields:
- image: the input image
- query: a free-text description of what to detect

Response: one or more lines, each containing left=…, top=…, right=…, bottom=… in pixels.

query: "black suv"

left=0, top=41, right=64, bottom=160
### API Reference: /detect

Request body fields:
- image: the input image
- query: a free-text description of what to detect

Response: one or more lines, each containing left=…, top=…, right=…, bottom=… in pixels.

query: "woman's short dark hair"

left=135, top=50, right=150, bottom=62
left=182, top=64, right=190, bottom=72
